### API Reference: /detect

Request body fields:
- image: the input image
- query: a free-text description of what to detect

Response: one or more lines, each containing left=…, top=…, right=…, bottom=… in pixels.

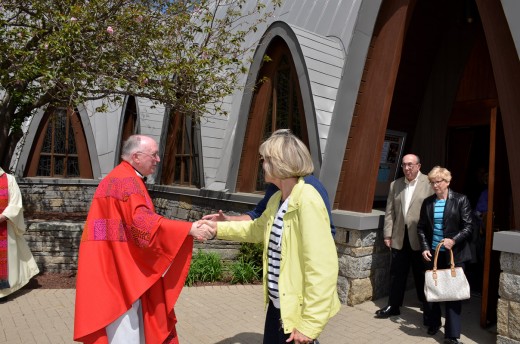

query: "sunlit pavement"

left=0, top=286, right=496, bottom=343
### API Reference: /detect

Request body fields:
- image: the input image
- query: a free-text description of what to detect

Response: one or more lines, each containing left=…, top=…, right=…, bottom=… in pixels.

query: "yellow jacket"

left=217, top=177, right=340, bottom=339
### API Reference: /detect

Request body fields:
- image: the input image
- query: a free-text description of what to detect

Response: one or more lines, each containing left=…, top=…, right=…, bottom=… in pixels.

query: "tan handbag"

left=424, top=240, right=471, bottom=302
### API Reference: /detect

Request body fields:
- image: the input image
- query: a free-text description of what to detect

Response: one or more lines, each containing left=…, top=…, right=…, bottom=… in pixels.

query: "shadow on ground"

left=370, top=294, right=497, bottom=344
left=214, top=332, right=263, bottom=344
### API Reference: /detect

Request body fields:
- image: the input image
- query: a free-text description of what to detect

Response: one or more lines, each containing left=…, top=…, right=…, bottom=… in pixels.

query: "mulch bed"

left=23, top=273, right=259, bottom=289
left=23, top=273, right=77, bottom=289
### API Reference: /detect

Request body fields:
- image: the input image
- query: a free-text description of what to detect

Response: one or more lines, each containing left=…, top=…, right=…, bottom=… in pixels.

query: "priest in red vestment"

left=74, top=135, right=212, bottom=344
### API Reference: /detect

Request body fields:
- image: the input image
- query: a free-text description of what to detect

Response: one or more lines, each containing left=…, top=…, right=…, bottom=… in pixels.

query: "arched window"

left=236, top=37, right=307, bottom=193
left=116, top=96, right=139, bottom=163
left=25, top=107, right=93, bottom=178
left=121, top=96, right=138, bottom=142
left=160, top=111, right=201, bottom=187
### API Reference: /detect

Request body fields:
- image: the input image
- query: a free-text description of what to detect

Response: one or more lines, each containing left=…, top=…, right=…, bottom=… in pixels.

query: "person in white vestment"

left=0, top=167, right=40, bottom=299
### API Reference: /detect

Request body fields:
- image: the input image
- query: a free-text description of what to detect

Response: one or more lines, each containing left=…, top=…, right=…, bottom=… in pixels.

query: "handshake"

left=189, top=220, right=217, bottom=242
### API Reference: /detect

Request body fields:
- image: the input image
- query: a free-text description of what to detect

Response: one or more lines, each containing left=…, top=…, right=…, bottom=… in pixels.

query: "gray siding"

left=87, top=99, right=122, bottom=177
left=200, top=1, right=349, bottom=190
left=502, top=0, right=520, bottom=58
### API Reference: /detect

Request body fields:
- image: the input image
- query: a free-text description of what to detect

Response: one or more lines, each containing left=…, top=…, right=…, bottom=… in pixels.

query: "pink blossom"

left=135, top=15, right=143, bottom=23
left=106, top=26, right=114, bottom=34
left=44, top=44, right=49, bottom=49
left=70, top=17, right=77, bottom=21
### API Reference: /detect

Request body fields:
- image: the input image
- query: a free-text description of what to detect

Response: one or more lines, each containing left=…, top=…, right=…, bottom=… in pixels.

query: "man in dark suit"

left=375, top=154, right=433, bottom=324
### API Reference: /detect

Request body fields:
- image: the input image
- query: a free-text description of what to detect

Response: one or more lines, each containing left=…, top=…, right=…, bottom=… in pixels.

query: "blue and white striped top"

left=267, top=197, right=289, bottom=309
left=432, top=199, right=446, bottom=251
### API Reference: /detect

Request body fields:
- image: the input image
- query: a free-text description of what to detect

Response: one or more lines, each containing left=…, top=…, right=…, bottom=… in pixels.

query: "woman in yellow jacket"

left=202, top=129, right=340, bottom=344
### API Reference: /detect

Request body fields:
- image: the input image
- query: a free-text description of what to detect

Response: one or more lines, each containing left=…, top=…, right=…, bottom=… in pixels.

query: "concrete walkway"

left=0, top=286, right=496, bottom=343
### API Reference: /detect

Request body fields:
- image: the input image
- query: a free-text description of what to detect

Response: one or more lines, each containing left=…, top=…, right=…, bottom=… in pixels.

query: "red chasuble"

left=74, top=161, right=193, bottom=344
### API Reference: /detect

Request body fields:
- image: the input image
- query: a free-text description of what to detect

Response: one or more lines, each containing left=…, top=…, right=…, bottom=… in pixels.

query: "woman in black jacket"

left=417, top=166, right=473, bottom=344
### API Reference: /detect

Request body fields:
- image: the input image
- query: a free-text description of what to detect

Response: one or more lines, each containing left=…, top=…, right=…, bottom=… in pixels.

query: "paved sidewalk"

left=0, top=286, right=496, bottom=343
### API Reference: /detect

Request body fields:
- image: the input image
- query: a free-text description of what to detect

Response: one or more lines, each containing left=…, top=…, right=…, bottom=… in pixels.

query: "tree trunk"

left=0, top=96, right=17, bottom=172
left=3, top=129, right=23, bottom=172
left=0, top=116, right=12, bottom=171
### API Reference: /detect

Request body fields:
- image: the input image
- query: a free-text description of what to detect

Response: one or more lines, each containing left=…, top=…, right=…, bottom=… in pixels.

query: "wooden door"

left=480, top=110, right=511, bottom=327
left=480, top=108, right=497, bottom=327
left=447, top=101, right=510, bottom=328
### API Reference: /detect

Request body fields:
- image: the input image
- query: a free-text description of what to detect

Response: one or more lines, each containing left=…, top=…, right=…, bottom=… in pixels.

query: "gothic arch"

left=227, top=21, right=321, bottom=193
left=114, top=95, right=141, bottom=165
left=16, top=104, right=100, bottom=179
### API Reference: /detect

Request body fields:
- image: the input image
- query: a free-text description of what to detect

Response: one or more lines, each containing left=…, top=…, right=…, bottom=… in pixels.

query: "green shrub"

left=185, top=250, right=223, bottom=286
left=237, top=242, right=263, bottom=266
left=229, top=258, right=262, bottom=284
left=226, top=242, right=263, bottom=284
left=185, top=244, right=263, bottom=286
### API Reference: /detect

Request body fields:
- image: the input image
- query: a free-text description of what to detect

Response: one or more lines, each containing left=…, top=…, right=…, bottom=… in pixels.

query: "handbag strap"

left=433, top=239, right=457, bottom=277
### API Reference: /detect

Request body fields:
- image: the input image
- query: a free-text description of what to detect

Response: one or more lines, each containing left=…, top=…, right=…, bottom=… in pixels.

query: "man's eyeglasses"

left=430, top=179, right=446, bottom=186
left=401, top=163, right=418, bottom=168
left=137, top=151, right=159, bottom=160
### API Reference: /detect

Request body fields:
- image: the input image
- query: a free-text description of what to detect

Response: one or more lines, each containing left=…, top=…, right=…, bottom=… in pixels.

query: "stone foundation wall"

left=26, top=221, right=83, bottom=273
left=335, top=226, right=390, bottom=305
left=497, top=251, right=520, bottom=344
left=19, top=180, right=97, bottom=219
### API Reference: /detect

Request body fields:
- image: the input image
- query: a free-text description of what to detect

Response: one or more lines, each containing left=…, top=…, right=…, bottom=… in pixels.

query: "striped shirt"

left=432, top=199, right=446, bottom=251
left=267, top=197, right=289, bottom=309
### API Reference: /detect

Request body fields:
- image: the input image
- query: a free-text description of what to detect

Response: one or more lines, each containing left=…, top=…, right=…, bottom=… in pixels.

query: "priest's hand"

left=189, top=221, right=216, bottom=241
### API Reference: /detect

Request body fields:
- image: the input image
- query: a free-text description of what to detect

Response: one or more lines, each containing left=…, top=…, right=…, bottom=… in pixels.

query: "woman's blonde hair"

left=428, top=166, right=452, bottom=182
left=259, top=129, right=314, bottom=179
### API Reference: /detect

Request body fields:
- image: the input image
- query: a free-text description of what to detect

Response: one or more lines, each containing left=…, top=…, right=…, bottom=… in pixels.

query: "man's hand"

left=384, top=237, right=392, bottom=248
left=422, top=250, right=432, bottom=261
left=202, top=211, right=252, bottom=222
left=201, top=210, right=228, bottom=222
left=286, top=329, right=314, bottom=344
left=189, top=221, right=216, bottom=242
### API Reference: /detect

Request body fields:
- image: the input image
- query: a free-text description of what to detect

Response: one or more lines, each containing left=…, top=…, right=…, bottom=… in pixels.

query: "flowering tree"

left=0, top=0, right=280, bottom=169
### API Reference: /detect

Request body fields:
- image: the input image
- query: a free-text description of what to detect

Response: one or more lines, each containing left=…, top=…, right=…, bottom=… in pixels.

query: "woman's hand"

left=287, top=329, right=313, bottom=344
left=422, top=250, right=432, bottom=261
left=443, top=238, right=455, bottom=249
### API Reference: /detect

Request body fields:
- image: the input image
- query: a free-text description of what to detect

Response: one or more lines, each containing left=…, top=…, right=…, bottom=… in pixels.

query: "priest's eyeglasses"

left=137, top=151, right=160, bottom=160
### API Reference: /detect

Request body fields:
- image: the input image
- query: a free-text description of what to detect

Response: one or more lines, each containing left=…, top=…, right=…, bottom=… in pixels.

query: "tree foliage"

left=0, top=0, right=280, bottom=168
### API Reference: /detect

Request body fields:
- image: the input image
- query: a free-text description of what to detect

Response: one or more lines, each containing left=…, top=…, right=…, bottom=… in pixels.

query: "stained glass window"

left=161, top=112, right=200, bottom=187
left=26, top=107, right=93, bottom=178
left=240, top=38, right=307, bottom=193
